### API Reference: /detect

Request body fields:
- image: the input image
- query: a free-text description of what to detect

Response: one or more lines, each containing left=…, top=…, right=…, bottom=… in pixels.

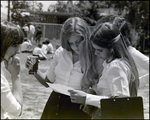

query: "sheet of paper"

left=47, top=83, right=75, bottom=96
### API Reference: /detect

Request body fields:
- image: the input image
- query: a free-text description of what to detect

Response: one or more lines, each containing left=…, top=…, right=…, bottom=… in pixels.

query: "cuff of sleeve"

left=4, top=92, right=22, bottom=116
left=85, top=94, right=109, bottom=108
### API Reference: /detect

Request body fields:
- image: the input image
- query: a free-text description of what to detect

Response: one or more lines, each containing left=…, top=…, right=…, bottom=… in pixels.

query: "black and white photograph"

left=1, top=1, right=149, bottom=119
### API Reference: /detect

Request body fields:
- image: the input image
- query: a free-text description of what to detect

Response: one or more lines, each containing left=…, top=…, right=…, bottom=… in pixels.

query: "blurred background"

left=1, top=1, right=149, bottom=54
left=1, top=1, right=149, bottom=119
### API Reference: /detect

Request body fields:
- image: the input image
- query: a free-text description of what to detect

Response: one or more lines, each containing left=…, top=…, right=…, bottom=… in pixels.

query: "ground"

left=1, top=40, right=149, bottom=119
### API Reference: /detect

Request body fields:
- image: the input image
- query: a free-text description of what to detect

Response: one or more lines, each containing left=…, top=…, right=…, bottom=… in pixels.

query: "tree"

left=105, top=1, right=149, bottom=51
left=11, top=1, right=31, bottom=26
left=37, top=2, right=43, bottom=11
left=8, top=1, right=10, bottom=21
left=11, top=1, right=44, bottom=26
left=72, top=1, right=110, bottom=25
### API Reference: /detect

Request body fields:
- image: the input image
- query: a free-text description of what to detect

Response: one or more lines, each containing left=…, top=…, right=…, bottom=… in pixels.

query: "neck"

left=72, top=51, right=79, bottom=56
left=106, top=55, right=114, bottom=63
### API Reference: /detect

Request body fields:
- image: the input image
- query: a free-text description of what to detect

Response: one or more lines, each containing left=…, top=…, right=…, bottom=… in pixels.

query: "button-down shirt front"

left=46, top=47, right=83, bottom=90
left=85, top=59, right=131, bottom=108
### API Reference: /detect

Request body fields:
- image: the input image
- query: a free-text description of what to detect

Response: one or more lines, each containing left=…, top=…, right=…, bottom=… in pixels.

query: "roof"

left=24, top=10, right=73, bottom=17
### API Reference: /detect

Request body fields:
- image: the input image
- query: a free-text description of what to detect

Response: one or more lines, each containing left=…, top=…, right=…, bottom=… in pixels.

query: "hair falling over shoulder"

left=82, top=22, right=139, bottom=96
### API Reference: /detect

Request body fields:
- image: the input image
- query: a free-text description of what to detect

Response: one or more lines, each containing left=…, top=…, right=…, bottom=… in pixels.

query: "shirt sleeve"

left=129, top=46, right=149, bottom=71
left=139, top=73, right=149, bottom=88
left=106, top=61, right=130, bottom=97
left=39, top=49, right=47, bottom=58
left=45, top=47, right=63, bottom=83
left=85, top=94, right=108, bottom=108
left=1, top=75, right=21, bottom=116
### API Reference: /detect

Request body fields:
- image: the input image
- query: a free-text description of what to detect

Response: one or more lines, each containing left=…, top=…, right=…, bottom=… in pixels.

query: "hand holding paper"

left=47, top=83, right=75, bottom=96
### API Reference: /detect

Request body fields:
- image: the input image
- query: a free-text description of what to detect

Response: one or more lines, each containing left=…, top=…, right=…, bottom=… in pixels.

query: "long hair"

left=113, top=16, right=138, bottom=47
left=1, top=20, right=24, bottom=62
left=82, top=22, right=139, bottom=97
left=60, top=17, right=93, bottom=72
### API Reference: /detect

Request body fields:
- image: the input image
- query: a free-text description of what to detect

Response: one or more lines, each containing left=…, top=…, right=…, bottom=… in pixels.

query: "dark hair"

left=82, top=22, right=139, bottom=97
left=1, top=20, right=24, bottom=61
left=45, top=40, right=50, bottom=44
left=91, top=23, right=120, bottom=48
left=113, top=17, right=136, bottom=47
left=42, top=41, right=46, bottom=44
left=38, top=44, right=42, bottom=48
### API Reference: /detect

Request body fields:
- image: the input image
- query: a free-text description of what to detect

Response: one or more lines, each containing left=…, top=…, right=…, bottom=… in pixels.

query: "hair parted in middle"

left=82, top=22, right=139, bottom=97
left=60, top=17, right=93, bottom=73
left=60, top=17, right=91, bottom=51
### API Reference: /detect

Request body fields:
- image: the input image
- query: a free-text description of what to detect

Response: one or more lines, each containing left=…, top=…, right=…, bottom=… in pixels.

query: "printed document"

left=48, top=83, right=75, bottom=96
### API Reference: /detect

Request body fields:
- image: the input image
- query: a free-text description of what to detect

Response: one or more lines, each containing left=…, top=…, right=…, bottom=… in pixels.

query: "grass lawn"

left=1, top=42, right=149, bottom=119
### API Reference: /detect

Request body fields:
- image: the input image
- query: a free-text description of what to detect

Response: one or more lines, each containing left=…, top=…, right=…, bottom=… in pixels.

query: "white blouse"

left=33, top=47, right=47, bottom=58
left=1, top=74, right=21, bottom=119
left=41, top=44, right=48, bottom=55
left=85, top=59, right=131, bottom=108
left=128, top=46, right=149, bottom=88
left=45, top=47, right=84, bottom=90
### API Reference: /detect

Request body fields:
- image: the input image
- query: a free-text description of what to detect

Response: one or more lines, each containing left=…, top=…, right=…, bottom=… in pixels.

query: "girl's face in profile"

left=68, top=33, right=84, bottom=54
left=92, top=42, right=111, bottom=60
left=4, top=45, right=20, bottom=63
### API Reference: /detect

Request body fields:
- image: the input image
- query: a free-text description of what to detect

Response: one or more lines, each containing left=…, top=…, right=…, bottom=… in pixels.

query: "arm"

left=1, top=75, right=22, bottom=116
left=34, top=70, right=49, bottom=87
left=139, top=73, right=149, bottom=88
left=39, top=49, right=47, bottom=59
left=68, top=90, right=108, bottom=108
left=128, top=47, right=149, bottom=88
left=128, top=46, right=149, bottom=71
left=11, top=75, right=23, bottom=114
left=3, top=56, right=23, bottom=115
left=25, top=47, right=62, bottom=87
left=106, top=60, right=130, bottom=97
left=26, top=57, right=49, bottom=87
left=85, top=61, right=130, bottom=108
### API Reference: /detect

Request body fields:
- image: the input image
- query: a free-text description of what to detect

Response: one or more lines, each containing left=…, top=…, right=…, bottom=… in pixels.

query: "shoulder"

left=55, top=46, right=64, bottom=54
left=48, top=43, right=53, bottom=47
left=54, top=46, right=70, bottom=58
left=106, top=59, right=130, bottom=72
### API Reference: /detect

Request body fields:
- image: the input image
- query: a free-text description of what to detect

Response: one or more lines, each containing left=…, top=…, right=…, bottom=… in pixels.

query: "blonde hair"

left=60, top=17, right=93, bottom=72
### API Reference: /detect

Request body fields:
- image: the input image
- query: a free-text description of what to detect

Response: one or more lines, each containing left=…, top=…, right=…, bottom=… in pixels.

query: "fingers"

left=70, top=98, right=76, bottom=103
left=8, top=57, right=13, bottom=65
left=25, top=57, right=35, bottom=69
left=4, top=59, right=8, bottom=69
left=25, top=62, right=33, bottom=70
left=14, top=56, right=20, bottom=65
left=68, top=90, right=77, bottom=94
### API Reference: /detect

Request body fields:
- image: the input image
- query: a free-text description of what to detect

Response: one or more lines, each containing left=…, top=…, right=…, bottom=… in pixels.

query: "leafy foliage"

left=11, top=1, right=43, bottom=27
